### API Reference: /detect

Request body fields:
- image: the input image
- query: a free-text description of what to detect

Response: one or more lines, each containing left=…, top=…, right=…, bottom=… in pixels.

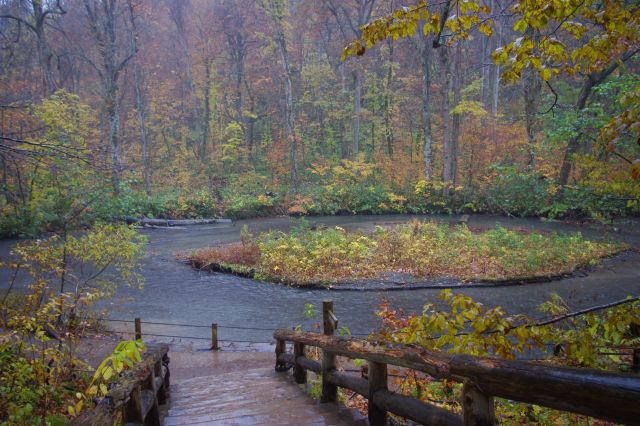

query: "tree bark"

left=264, top=0, right=298, bottom=192
left=523, top=28, right=542, bottom=169
left=127, top=4, right=151, bottom=195
left=420, top=37, right=434, bottom=180
left=441, top=46, right=453, bottom=191
left=490, top=10, right=502, bottom=118
left=451, top=41, right=463, bottom=186
left=352, top=64, right=361, bottom=156
left=83, top=0, right=136, bottom=194
left=202, top=57, right=212, bottom=160
left=384, top=39, right=394, bottom=157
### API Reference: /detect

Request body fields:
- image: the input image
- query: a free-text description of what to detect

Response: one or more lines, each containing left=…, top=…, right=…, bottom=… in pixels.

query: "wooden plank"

left=321, top=300, right=337, bottom=403
left=294, top=342, right=307, bottom=384
left=461, top=380, right=495, bottom=426
left=139, top=389, right=157, bottom=419
left=211, top=323, right=219, bottom=351
left=278, top=353, right=322, bottom=374
left=451, top=355, right=640, bottom=425
left=296, top=356, right=322, bottom=374
left=273, top=330, right=451, bottom=378
left=326, top=371, right=368, bottom=396
left=134, top=318, right=141, bottom=340
left=275, top=339, right=288, bottom=372
left=372, top=390, right=462, bottom=426
left=368, top=361, right=387, bottom=426
left=274, top=330, right=640, bottom=425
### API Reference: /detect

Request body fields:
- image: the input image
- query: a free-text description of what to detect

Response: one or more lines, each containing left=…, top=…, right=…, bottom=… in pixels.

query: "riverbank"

left=3, top=214, right=640, bottom=345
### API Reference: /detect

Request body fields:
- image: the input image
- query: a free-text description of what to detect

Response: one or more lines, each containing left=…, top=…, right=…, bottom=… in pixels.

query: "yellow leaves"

left=430, top=13, right=440, bottom=33
left=102, top=366, right=113, bottom=381
left=422, top=20, right=432, bottom=36
left=514, top=19, right=528, bottom=33
left=478, top=23, right=493, bottom=37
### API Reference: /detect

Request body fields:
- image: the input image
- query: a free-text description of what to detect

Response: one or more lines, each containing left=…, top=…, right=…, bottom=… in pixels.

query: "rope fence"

left=100, top=317, right=371, bottom=348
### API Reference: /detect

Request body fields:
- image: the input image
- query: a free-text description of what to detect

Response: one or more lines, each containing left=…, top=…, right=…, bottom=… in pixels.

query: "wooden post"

left=275, top=339, right=288, bottom=372
left=323, top=300, right=337, bottom=335
left=462, top=380, right=495, bottom=426
left=368, top=361, right=388, bottom=426
left=321, top=300, right=337, bottom=403
left=294, top=342, right=307, bottom=384
left=134, top=318, right=141, bottom=340
left=633, top=348, right=640, bottom=373
left=210, top=323, right=219, bottom=350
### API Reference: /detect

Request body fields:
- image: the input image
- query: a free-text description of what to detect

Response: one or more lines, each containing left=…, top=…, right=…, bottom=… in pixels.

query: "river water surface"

left=2, top=214, right=640, bottom=347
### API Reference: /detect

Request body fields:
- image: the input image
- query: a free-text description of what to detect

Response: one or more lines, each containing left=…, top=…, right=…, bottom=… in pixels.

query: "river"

left=2, top=214, right=640, bottom=348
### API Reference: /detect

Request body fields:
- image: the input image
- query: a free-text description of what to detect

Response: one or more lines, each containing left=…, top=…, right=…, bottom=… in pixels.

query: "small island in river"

left=181, top=220, right=627, bottom=289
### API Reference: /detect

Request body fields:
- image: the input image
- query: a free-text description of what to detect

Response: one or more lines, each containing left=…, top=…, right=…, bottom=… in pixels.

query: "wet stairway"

left=164, top=367, right=367, bottom=425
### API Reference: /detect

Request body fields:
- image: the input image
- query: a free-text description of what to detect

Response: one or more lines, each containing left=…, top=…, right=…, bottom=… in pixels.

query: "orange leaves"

left=631, top=160, right=640, bottom=181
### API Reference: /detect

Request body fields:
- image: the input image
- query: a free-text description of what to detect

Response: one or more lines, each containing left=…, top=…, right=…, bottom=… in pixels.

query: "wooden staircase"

left=164, top=368, right=366, bottom=425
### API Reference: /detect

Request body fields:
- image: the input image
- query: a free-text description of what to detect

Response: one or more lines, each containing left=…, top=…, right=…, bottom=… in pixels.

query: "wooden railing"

left=72, top=343, right=170, bottom=426
left=274, top=300, right=640, bottom=426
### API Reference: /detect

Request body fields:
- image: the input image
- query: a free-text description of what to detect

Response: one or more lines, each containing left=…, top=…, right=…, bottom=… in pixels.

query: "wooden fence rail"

left=274, top=300, right=640, bottom=426
left=72, top=343, right=170, bottom=426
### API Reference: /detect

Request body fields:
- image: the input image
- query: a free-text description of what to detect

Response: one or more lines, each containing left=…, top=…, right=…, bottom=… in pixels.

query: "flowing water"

left=2, top=214, right=640, bottom=347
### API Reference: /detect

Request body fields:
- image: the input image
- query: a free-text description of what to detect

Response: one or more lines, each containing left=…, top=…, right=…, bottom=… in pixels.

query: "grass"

left=184, top=221, right=627, bottom=286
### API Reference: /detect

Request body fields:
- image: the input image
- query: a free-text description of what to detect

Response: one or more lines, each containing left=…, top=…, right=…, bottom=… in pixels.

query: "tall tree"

left=323, top=0, right=375, bottom=158
left=83, top=0, right=137, bottom=193
left=523, top=28, right=541, bottom=168
left=451, top=40, right=463, bottom=186
left=126, top=1, right=151, bottom=194
left=558, top=52, right=636, bottom=185
left=0, top=0, right=66, bottom=95
left=261, top=0, right=298, bottom=192
left=440, top=45, right=453, bottom=189
left=415, top=34, right=434, bottom=180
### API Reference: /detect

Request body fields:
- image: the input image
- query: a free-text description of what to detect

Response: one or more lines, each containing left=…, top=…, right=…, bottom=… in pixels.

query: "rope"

left=101, top=318, right=287, bottom=331
left=109, top=330, right=274, bottom=344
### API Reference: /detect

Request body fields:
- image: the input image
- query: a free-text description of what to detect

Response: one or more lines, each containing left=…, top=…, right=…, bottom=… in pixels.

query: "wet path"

left=2, top=215, right=639, bottom=346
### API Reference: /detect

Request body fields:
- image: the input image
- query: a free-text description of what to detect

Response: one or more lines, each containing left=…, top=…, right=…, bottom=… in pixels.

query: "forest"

left=1, top=1, right=640, bottom=424
left=0, top=0, right=638, bottom=237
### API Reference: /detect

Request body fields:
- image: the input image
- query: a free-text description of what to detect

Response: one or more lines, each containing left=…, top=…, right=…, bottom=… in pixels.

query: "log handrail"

left=274, top=302, right=640, bottom=426
left=71, top=343, right=170, bottom=426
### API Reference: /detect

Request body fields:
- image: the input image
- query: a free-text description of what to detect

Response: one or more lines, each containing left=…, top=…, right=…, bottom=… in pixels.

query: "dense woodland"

left=1, top=0, right=639, bottom=236
left=1, top=1, right=640, bottom=423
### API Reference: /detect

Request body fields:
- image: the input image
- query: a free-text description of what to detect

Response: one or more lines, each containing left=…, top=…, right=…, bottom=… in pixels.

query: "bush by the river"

left=187, top=221, right=626, bottom=286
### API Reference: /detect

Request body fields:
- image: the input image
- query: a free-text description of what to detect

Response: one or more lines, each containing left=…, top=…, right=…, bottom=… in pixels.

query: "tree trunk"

left=106, top=86, right=121, bottom=193
left=31, top=1, right=58, bottom=95
left=384, top=39, right=394, bottom=157
left=273, top=22, right=298, bottom=192
left=480, top=36, right=489, bottom=109
left=523, top=28, right=541, bottom=169
left=558, top=79, right=594, bottom=184
left=441, top=46, right=453, bottom=192
left=451, top=42, right=463, bottom=186
left=201, top=58, right=211, bottom=160
left=490, top=12, right=502, bottom=118
left=128, top=7, right=151, bottom=195
left=352, top=64, right=361, bottom=157
left=420, top=38, right=434, bottom=180
left=340, top=63, right=350, bottom=159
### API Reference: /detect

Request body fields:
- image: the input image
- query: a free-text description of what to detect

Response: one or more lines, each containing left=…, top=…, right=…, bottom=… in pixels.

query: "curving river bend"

left=2, top=214, right=640, bottom=347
